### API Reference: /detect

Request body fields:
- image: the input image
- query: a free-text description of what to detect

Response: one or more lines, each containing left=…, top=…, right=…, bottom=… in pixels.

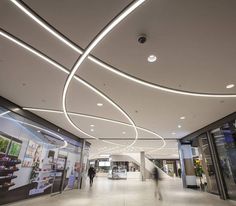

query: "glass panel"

left=198, top=135, right=219, bottom=194
left=211, top=121, right=236, bottom=200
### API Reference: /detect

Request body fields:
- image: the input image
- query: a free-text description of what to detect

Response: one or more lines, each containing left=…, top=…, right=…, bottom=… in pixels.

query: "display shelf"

left=33, top=177, right=53, bottom=183
left=0, top=182, right=15, bottom=189
left=0, top=175, right=17, bottom=181
left=0, top=168, right=19, bottom=174
left=35, top=170, right=53, bottom=174
left=29, top=158, right=56, bottom=196
left=0, top=155, right=21, bottom=191
left=0, top=160, right=21, bottom=164
left=39, top=183, right=52, bottom=190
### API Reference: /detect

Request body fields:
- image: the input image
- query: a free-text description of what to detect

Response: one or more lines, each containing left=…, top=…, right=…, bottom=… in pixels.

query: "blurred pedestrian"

left=153, top=167, right=162, bottom=200
left=88, top=166, right=96, bottom=187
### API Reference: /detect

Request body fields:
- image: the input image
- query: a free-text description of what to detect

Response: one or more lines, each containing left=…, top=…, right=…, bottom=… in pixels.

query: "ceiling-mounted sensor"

left=138, top=34, right=147, bottom=44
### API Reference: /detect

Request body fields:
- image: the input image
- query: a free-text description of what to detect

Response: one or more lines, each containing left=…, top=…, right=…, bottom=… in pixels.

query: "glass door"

left=198, top=135, right=219, bottom=194
left=211, top=121, right=236, bottom=200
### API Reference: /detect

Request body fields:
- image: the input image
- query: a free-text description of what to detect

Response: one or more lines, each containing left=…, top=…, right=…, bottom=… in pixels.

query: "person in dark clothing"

left=153, top=167, right=162, bottom=200
left=88, top=166, right=96, bottom=186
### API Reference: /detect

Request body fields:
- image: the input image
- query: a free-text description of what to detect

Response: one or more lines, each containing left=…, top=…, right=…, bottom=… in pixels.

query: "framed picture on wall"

left=22, top=140, right=42, bottom=167
left=8, top=140, right=22, bottom=157
left=0, top=134, right=11, bottom=154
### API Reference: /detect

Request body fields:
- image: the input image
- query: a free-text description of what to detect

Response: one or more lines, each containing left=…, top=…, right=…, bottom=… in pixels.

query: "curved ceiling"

left=1, top=0, right=236, bottom=158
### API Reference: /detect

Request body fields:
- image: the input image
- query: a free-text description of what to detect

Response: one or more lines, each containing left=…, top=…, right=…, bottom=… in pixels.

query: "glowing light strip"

left=0, top=30, right=133, bottom=146
left=62, top=0, right=145, bottom=148
left=10, top=0, right=82, bottom=54
left=10, top=0, right=236, bottom=98
left=0, top=116, right=67, bottom=148
left=0, top=111, right=11, bottom=116
left=0, top=30, right=68, bottom=74
left=23, top=107, right=166, bottom=149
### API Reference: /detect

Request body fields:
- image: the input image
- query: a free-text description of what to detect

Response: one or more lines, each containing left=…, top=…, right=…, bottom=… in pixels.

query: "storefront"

left=150, top=159, right=181, bottom=177
left=0, top=97, right=89, bottom=205
left=179, top=112, right=236, bottom=200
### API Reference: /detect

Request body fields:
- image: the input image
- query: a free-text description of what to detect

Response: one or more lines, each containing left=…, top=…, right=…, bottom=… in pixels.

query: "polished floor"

left=6, top=177, right=236, bottom=206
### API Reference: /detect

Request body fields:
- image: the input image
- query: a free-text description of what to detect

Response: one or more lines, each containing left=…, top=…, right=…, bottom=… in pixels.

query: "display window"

left=0, top=106, right=84, bottom=205
left=211, top=121, right=236, bottom=200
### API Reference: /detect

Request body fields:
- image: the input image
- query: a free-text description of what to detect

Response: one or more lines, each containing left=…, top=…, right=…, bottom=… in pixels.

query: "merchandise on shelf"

left=29, top=156, right=57, bottom=195
left=0, top=154, right=21, bottom=191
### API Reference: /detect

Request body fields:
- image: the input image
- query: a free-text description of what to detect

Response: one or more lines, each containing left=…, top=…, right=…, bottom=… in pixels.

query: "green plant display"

left=194, top=159, right=205, bottom=189
left=194, top=159, right=204, bottom=177
left=8, top=141, right=21, bottom=157
left=0, top=135, right=10, bottom=154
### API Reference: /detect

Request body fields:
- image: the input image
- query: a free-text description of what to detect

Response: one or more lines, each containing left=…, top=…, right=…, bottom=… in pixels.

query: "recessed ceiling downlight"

left=90, top=124, right=95, bottom=127
left=226, top=84, right=235, bottom=89
left=122, top=131, right=126, bottom=134
left=97, top=103, right=103, bottom=107
left=180, top=116, right=186, bottom=120
left=91, top=128, right=94, bottom=132
left=147, top=55, right=157, bottom=63
left=178, top=125, right=182, bottom=128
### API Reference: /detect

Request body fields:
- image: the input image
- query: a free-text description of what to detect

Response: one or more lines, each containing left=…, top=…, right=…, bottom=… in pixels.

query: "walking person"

left=153, top=167, right=162, bottom=200
left=88, top=166, right=96, bottom=187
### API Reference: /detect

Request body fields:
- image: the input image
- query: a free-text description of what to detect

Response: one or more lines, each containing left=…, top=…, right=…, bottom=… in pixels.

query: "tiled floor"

left=5, top=177, right=236, bottom=206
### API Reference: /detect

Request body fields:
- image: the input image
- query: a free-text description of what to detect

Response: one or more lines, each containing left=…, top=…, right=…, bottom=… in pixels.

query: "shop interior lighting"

left=178, top=125, right=182, bottom=128
left=97, top=103, right=103, bottom=107
left=10, top=0, right=236, bottom=98
left=0, top=110, right=11, bottom=116
left=180, top=116, right=186, bottom=120
left=0, top=115, right=68, bottom=148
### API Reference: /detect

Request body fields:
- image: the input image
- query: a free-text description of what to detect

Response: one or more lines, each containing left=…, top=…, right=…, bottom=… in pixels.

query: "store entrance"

left=52, top=155, right=67, bottom=193
left=197, top=135, right=219, bottom=195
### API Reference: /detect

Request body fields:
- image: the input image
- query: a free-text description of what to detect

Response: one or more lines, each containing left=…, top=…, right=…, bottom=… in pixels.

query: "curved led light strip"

left=62, top=0, right=145, bottom=148
left=0, top=29, right=136, bottom=147
left=10, top=0, right=236, bottom=98
left=23, top=107, right=166, bottom=149
left=0, top=115, right=67, bottom=148
left=0, top=111, right=11, bottom=116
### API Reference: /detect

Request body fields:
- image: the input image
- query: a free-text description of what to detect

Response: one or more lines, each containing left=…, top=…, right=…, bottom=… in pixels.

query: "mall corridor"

left=6, top=177, right=236, bottom=206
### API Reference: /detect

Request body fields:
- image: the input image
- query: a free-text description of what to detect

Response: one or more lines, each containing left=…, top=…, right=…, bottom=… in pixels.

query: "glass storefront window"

left=211, top=121, right=236, bottom=200
left=0, top=107, right=83, bottom=204
left=198, top=135, right=218, bottom=194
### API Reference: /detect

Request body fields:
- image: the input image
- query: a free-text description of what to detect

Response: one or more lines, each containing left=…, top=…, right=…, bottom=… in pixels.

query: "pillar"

left=178, top=142, right=197, bottom=188
left=140, top=151, right=146, bottom=181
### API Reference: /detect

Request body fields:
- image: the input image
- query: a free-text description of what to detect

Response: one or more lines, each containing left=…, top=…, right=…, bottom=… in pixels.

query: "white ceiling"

left=0, top=0, right=236, bottom=159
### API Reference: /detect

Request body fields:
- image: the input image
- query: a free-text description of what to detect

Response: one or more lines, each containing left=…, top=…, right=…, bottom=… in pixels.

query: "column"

left=140, top=151, right=146, bottom=181
left=178, top=142, right=197, bottom=188
left=78, top=139, right=86, bottom=189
